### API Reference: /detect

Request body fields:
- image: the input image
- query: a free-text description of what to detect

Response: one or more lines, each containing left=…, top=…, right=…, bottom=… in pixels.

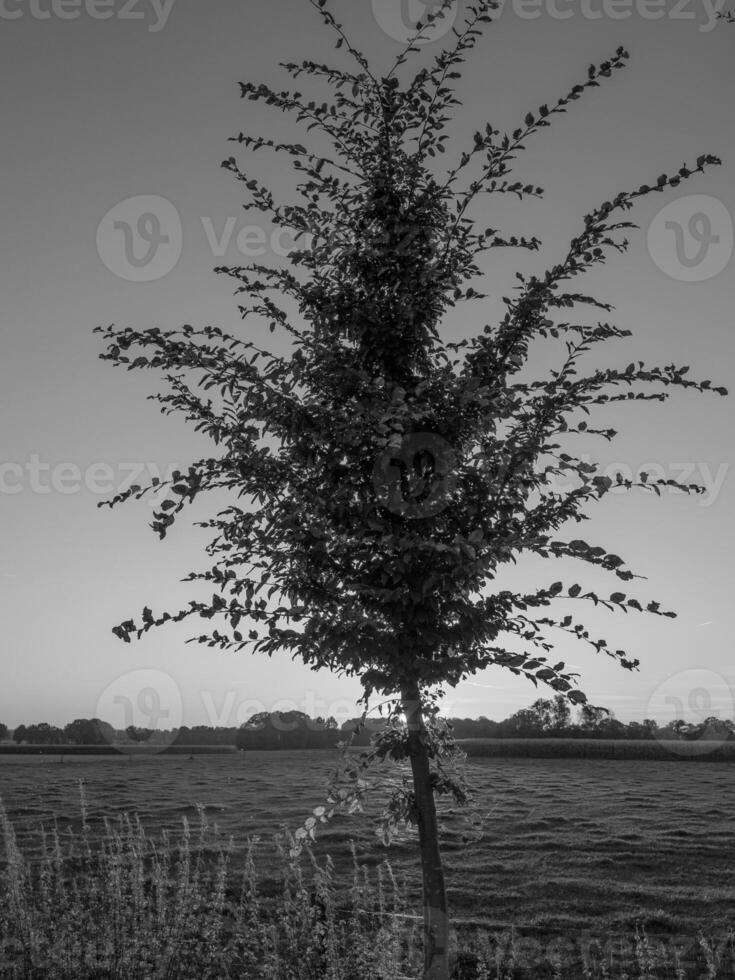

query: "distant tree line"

left=8, top=719, right=115, bottom=746
left=234, top=711, right=341, bottom=750
left=4, top=698, right=734, bottom=748
left=447, top=697, right=735, bottom=743
left=2, top=712, right=342, bottom=750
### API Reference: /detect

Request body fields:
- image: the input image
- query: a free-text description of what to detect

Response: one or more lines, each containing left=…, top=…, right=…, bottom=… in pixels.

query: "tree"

left=548, top=695, right=571, bottom=733
left=503, top=696, right=570, bottom=736
left=683, top=716, right=734, bottom=742
left=642, top=718, right=659, bottom=739
left=315, top=715, right=339, bottom=730
left=502, top=705, right=544, bottom=738
left=236, top=711, right=341, bottom=749
left=125, top=725, right=154, bottom=743
left=624, top=720, right=645, bottom=740
left=595, top=713, right=626, bottom=740
left=661, top=719, right=690, bottom=739
left=578, top=703, right=611, bottom=734
left=64, top=719, right=86, bottom=744
left=12, top=724, right=27, bottom=744
left=64, top=718, right=115, bottom=745
left=340, top=715, right=391, bottom=746
left=17, top=723, right=64, bottom=745
left=95, top=2, right=726, bottom=975
left=0, top=723, right=7, bottom=742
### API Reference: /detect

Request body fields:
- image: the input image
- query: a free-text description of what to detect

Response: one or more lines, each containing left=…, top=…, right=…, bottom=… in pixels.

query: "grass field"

left=1, top=748, right=733, bottom=948
left=459, top=737, right=735, bottom=761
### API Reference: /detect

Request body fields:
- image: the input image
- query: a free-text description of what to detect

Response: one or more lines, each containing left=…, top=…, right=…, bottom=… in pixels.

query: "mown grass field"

left=1, top=747, right=733, bottom=951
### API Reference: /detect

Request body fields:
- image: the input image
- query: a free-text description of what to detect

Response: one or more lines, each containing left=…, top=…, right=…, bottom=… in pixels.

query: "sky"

left=0, top=0, right=733, bottom=733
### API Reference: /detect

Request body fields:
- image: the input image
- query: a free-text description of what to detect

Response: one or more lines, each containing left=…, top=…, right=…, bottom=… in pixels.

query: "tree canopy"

left=96, top=1, right=724, bottom=711
left=94, top=2, right=727, bottom=975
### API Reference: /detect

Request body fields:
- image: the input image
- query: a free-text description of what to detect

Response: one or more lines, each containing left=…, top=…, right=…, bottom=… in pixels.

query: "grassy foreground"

left=1, top=787, right=734, bottom=980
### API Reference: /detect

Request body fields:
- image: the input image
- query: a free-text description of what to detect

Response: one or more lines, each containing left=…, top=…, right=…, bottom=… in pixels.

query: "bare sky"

left=1, top=0, right=733, bottom=732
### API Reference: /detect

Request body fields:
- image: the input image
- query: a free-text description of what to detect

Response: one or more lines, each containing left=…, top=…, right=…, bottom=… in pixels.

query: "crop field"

left=1, top=749, right=734, bottom=956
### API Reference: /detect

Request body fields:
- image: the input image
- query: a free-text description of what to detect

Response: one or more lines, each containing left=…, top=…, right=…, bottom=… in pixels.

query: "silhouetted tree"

left=595, top=713, right=627, bottom=740
left=684, top=716, right=734, bottom=741
left=503, top=705, right=543, bottom=738
left=498, top=697, right=569, bottom=736
left=95, top=2, right=726, bottom=974
left=642, top=718, right=659, bottom=739
left=660, top=719, right=689, bottom=740
left=237, top=711, right=342, bottom=749
left=624, top=720, right=646, bottom=740
left=63, top=718, right=115, bottom=745
left=125, top=725, right=154, bottom=743
left=340, top=716, right=391, bottom=747
left=548, top=695, right=572, bottom=732
left=14, top=723, right=64, bottom=745
left=578, top=703, right=611, bottom=734
left=12, top=725, right=27, bottom=744
left=315, top=715, right=339, bottom=730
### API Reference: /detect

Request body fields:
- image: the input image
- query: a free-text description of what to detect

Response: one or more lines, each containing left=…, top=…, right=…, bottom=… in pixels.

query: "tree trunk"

left=401, top=681, right=452, bottom=980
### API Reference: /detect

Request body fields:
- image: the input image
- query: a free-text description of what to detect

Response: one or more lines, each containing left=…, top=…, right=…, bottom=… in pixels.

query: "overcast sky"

left=1, top=0, right=733, bottom=733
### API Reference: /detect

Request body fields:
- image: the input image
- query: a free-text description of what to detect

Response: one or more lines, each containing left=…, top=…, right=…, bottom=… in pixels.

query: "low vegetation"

left=1, top=783, right=734, bottom=980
